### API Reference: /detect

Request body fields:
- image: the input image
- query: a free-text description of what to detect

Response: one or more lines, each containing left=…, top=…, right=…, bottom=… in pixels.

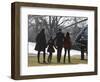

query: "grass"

left=28, top=53, right=87, bottom=66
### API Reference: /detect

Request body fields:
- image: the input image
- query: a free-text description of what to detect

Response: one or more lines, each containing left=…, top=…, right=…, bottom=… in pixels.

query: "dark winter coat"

left=64, top=36, right=71, bottom=49
left=47, top=39, right=55, bottom=53
left=35, top=31, right=47, bottom=51
left=55, top=32, right=64, bottom=47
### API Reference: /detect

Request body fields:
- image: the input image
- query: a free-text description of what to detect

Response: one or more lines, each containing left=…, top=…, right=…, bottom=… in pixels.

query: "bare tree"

left=28, top=15, right=88, bottom=42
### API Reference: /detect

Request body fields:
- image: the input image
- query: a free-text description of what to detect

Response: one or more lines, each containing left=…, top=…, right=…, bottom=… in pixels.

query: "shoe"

left=43, top=61, right=46, bottom=63
left=38, top=61, right=40, bottom=63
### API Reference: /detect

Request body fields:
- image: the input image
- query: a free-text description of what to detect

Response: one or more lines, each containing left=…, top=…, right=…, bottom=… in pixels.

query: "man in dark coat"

left=54, top=29, right=64, bottom=63
left=35, top=29, right=47, bottom=63
left=80, top=36, right=86, bottom=60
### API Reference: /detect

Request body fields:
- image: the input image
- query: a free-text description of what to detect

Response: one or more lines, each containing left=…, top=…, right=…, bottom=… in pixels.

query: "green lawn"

left=28, top=54, right=87, bottom=66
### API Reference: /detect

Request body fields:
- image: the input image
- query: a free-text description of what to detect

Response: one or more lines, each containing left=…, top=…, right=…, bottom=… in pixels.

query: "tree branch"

left=57, top=19, right=70, bottom=26
left=63, top=18, right=88, bottom=29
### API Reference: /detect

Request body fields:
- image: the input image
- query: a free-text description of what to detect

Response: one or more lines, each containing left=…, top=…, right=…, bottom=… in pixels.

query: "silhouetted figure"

left=80, top=36, right=86, bottom=60
left=54, top=29, right=64, bottom=63
left=35, top=29, right=47, bottom=63
left=47, top=37, right=55, bottom=63
left=63, top=32, right=72, bottom=63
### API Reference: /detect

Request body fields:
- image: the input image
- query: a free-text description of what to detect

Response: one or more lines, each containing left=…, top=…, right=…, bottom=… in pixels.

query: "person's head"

left=50, top=36, right=52, bottom=39
left=58, top=29, right=62, bottom=32
left=42, top=28, right=45, bottom=32
left=40, top=29, right=45, bottom=33
left=66, top=32, right=70, bottom=37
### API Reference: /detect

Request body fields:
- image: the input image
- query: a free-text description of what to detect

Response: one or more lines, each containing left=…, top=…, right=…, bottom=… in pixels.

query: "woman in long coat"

left=35, top=29, right=47, bottom=63
left=63, top=32, right=72, bottom=63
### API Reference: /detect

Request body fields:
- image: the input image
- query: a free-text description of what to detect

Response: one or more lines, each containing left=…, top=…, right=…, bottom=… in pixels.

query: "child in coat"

left=47, top=37, right=55, bottom=63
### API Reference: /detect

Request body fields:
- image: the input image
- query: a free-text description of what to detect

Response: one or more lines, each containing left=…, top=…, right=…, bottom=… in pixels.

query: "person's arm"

left=53, top=43, right=57, bottom=49
left=35, top=34, right=39, bottom=42
left=53, top=35, right=57, bottom=41
left=53, top=37, right=57, bottom=49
